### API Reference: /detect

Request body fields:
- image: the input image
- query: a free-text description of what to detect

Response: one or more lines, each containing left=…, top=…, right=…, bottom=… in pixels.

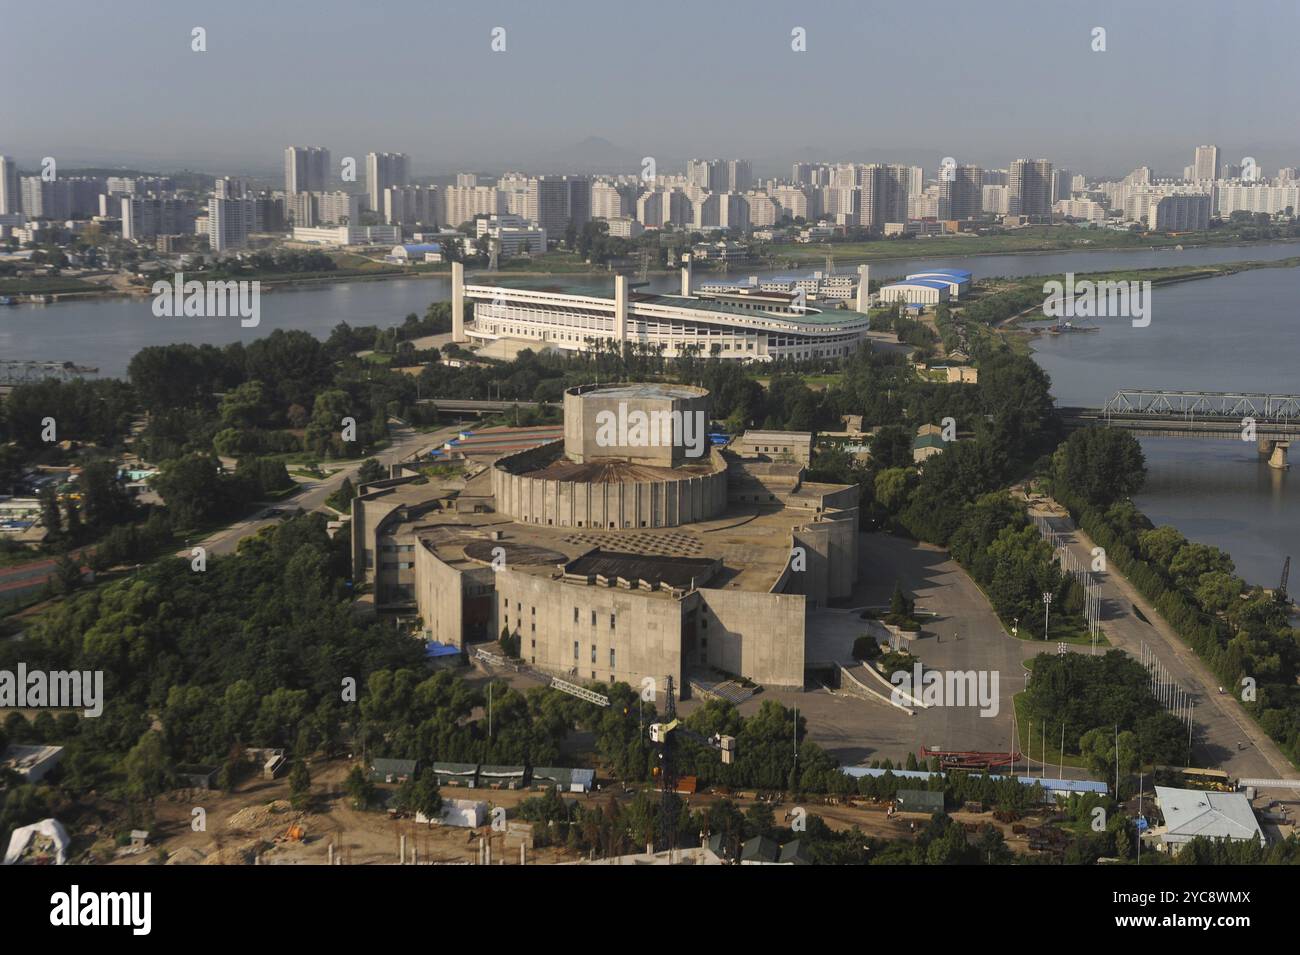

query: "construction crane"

left=1278, top=556, right=1290, bottom=604
left=649, top=675, right=736, bottom=851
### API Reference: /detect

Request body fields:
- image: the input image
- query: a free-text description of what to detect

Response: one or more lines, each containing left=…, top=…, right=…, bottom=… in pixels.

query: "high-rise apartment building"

left=1008, top=159, right=1053, bottom=217
left=725, top=159, right=753, bottom=193
left=1193, top=145, right=1220, bottom=181
left=1148, top=194, right=1212, bottom=232
left=942, top=164, right=983, bottom=219
left=208, top=196, right=255, bottom=252
left=0, top=156, right=21, bottom=215
left=366, top=152, right=409, bottom=212
left=443, top=183, right=506, bottom=228
left=591, top=180, right=637, bottom=219
left=284, top=146, right=330, bottom=194
left=122, top=196, right=195, bottom=241
left=383, top=185, right=441, bottom=226
left=686, top=159, right=726, bottom=192
left=528, top=176, right=589, bottom=237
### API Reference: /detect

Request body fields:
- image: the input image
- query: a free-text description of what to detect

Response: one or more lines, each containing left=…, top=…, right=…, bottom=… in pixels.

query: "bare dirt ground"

left=110, top=755, right=1059, bottom=865
left=112, top=758, right=585, bottom=866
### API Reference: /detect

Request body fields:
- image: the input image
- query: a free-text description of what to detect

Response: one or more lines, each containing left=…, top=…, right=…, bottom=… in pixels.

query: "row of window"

left=504, top=601, right=618, bottom=628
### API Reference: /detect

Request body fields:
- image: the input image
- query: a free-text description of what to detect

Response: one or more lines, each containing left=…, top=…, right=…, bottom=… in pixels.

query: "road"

left=1030, top=502, right=1297, bottom=783
left=732, top=532, right=1044, bottom=772
left=194, top=420, right=464, bottom=557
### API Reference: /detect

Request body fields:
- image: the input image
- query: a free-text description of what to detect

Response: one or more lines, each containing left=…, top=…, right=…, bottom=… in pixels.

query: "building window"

left=591, top=610, right=596, bottom=626
left=573, top=606, right=579, bottom=623
left=573, top=641, right=579, bottom=659
left=609, top=648, right=616, bottom=669
left=610, top=613, right=616, bottom=630
left=591, top=644, right=597, bottom=663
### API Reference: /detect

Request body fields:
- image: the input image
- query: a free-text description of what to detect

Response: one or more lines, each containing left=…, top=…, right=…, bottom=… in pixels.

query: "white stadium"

left=449, top=258, right=873, bottom=362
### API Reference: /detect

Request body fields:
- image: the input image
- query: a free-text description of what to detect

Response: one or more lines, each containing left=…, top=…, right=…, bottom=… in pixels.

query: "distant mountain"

left=531, top=137, right=652, bottom=175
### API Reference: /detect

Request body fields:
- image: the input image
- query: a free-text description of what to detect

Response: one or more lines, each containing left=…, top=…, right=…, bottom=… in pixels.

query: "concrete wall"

left=790, top=511, right=858, bottom=608
left=414, top=539, right=467, bottom=647
left=351, top=479, right=420, bottom=586
left=493, top=444, right=729, bottom=529
left=563, top=384, right=710, bottom=467
left=696, top=588, right=805, bottom=688
left=495, top=569, right=685, bottom=689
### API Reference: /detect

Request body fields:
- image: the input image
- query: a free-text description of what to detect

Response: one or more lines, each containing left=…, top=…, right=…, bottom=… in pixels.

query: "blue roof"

left=912, top=268, right=972, bottom=278
left=884, top=279, right=951, bottom=290
left=401, top=243, right=442, bottom=253
left=842, top=767, right=941, bottom=780
left=907, top=272, right=971, bottom=284
left=424, top=641, right=461, bottom=658
left=842, top=766, right=1109, bottom=794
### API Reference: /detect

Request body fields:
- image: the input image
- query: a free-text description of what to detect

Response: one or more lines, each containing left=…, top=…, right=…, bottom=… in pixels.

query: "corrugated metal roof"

left=1155, top=786, right=1263, bottom=844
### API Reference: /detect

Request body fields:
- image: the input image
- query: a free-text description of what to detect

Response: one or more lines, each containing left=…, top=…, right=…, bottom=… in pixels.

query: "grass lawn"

left=0, top=276, right=100, bottom=294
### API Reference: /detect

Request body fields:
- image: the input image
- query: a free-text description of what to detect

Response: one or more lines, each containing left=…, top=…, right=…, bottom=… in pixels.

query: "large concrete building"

left=458, top=260, right=871, bottom=362
left=1148, top=193, right=1211, bottom=232
left=351, top=385, right=860, bottom=693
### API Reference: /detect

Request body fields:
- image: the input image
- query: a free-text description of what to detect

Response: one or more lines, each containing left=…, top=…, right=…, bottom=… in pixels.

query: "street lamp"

left=1012, top=616, right=1019, bottom=637
left=1042, top=592, right=1053, bottom=640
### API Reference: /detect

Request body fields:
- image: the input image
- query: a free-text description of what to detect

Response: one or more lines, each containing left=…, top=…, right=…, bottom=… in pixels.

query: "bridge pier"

left=1257, top=437, right=1290, bottom=469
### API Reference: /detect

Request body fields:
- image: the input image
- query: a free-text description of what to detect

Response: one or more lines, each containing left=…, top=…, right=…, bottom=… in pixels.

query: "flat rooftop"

left=410, top=492, right=845, bottom=593
left=579, top=384, right=701, bottom=400
left=565, top=550, right=720, bottom=589
left=522, top=458, right=714, bottom=483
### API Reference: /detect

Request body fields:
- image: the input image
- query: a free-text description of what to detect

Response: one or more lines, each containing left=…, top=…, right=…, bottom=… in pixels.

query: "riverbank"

left=1030, top=498, right=1298, bottom=778
left=10, top=233, right=1298, bottom=304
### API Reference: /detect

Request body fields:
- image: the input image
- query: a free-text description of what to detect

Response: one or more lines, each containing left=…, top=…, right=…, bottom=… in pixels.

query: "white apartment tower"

left=208, top=196, right=255, bottom=252
left=1193, top=145, right=1220, bottom=182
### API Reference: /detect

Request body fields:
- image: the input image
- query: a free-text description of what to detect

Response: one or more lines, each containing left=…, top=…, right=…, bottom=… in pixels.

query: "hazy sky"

left=4, top=0, right=1298, bottom=179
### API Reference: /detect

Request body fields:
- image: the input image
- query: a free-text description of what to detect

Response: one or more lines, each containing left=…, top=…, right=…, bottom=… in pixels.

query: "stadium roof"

left=908, top=269, right=972, bottom=279
left=884, top=279, right=951, bottom=291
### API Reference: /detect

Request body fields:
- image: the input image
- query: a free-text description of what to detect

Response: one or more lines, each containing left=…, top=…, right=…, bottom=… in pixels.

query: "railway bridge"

left=1060, top=390, right=1300, bottom=469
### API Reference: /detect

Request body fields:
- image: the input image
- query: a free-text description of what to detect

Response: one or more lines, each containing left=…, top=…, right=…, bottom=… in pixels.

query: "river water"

left=1029, top=264, right=1299, bottom=587
left=2, top=240, right=1296, bottom=583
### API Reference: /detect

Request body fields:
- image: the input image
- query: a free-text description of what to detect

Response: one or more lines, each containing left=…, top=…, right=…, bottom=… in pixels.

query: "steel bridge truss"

left=1101, top=390, right=1300, bottom=423
left=0, top=360, right=99, bottom=385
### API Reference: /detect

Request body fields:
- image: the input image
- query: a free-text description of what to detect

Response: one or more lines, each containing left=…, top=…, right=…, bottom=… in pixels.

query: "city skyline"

left=3, top=0, right=1299, bottom=177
